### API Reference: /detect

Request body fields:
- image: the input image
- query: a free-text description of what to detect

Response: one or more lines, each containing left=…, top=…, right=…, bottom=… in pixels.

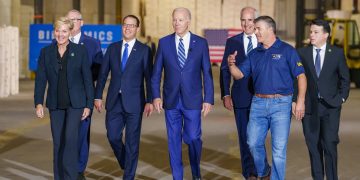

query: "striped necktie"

left=178, top=38, right=186, bottom=68
left=247, top=36, right=253, bottom=55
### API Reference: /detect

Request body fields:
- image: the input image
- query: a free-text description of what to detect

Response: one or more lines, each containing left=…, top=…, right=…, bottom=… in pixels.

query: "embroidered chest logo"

left=271, top=54, right=282, bottom=60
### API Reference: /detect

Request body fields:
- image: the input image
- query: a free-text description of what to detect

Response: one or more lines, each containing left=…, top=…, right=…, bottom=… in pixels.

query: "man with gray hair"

left=66, top=9, right=103, bottom=179
left=152, top=7, right=214, bottom=180
left=220, top=6, right=258, bottom=180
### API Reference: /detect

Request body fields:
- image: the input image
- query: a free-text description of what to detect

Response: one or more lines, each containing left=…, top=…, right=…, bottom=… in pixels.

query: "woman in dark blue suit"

left=34, top=17, right=94, bottom=180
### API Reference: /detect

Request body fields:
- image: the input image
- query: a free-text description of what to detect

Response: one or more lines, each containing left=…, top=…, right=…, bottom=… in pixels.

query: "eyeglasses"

left=70, top=18, right=82, bottom=22
left=123, top=24, right=138, bottom=28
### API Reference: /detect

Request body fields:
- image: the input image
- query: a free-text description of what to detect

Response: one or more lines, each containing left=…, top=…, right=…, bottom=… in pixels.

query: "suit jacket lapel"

left=67, top=43, right=76, bottom=78
left=79, top=34, right=85, bottom=45
left=50, top=44, right=59, bottom=74
left=170, top=33, right=181, bottom=69
left=123, top=40, right=140, bottom=73
left=306, top=46, right=318, bottom=80
left=238, top=33, right=246, bottom=57
left=118, top=40, right=124, bottom=72
left=320, top=44, right=332, bottom=78
left=183, top=33, right=196, bottom=69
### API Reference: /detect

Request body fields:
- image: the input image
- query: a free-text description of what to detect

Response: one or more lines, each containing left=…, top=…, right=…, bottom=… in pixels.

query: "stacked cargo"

left=0, top=26, right=19, bottom=98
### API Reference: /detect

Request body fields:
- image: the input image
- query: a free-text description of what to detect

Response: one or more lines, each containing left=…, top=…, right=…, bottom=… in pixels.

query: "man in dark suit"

left=66, top=10, right=103, bottom=178
left=145, top=35, right=156, bottom=58
left=295, top=19, right=350, bottom=180
left=94, top=15, right=153, bottom=180
left=220, top=7, right=257, bottom=180
left=152, top=7, right=214, bottom=180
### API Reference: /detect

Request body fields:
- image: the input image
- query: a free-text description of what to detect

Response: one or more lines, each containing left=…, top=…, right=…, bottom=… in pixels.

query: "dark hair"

left=123, top=15, right=140, bottom=27
left=254, top=16, right=276, bottom=34
left=310, top=19, right=331, bottom=34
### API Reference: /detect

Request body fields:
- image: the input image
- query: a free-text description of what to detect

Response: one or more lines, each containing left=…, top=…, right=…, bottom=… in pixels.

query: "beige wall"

left=10, top=0, right=285, bottom=78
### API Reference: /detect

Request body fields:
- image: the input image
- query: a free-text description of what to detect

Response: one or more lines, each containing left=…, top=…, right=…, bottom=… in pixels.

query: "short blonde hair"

left=54, top=17, right=74, bottom=31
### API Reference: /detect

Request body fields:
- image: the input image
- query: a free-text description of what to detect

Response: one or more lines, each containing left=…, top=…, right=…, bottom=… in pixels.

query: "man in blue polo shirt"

left=227, top=16, right=307, bottom=180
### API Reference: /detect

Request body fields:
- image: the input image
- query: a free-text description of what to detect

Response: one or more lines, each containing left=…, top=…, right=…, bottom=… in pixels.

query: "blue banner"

left=29, top=24, right=122, bottom=71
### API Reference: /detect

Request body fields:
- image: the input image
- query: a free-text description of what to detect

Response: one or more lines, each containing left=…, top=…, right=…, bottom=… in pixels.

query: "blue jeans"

left=247, top=95, right=292, bottom=180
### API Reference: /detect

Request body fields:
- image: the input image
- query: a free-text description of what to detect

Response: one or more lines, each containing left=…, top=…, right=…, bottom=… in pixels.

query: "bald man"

left=66, top=9, right=103, bottom=179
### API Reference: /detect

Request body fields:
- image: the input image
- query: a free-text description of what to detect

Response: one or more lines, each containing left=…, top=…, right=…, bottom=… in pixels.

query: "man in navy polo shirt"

left=227, top=16, right=307, bottom=180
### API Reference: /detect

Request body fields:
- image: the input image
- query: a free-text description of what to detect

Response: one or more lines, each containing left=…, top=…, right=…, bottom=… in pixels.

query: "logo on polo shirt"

left=271, top=54, right=282, bottom=60
left=297, top=62, right=303, bottom=66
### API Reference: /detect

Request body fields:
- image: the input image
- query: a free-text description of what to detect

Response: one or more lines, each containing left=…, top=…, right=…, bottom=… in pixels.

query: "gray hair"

left=172, top=7, right=191, bottom=20
left=240, top=6, right=258, bottom=19
left=67, top=9, right=82, bottom=19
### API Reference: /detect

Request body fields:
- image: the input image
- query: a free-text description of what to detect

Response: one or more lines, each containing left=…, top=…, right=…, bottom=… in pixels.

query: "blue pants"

left=49, top=107, right=82, bottom=180
left=247, top=96, right=292, bottom=180
left=165, top=98, right=202, bottom=180
left=234, top=108, right=257, bottom=178
left=78, top=112, right=92, bottom=173
left=106, top=94, right=142, bottom=180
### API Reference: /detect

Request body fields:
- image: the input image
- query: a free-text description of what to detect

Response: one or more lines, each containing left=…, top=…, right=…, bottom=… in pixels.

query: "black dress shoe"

left=77, top=172, right=86, bottom=180
left=192, top=175, right=201, bottom=180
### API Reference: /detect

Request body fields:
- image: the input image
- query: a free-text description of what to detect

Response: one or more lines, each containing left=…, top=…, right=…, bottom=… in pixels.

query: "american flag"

left=204, top=29, right=242, bottom=63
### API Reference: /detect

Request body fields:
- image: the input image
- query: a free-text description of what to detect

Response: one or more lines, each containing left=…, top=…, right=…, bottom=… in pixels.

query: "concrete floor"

left=1, top=67, right=360, bottom=180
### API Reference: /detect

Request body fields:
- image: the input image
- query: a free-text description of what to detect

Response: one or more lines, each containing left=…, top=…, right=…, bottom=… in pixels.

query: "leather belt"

left=255, top=93, right=292, bottom=98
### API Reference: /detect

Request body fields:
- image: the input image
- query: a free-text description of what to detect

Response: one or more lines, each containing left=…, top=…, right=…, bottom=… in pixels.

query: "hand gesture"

left=227, top=51, right=237, bottom=66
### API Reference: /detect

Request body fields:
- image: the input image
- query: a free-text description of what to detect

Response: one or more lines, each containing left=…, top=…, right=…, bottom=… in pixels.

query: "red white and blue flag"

left=204, top=29, right=242, bottom=63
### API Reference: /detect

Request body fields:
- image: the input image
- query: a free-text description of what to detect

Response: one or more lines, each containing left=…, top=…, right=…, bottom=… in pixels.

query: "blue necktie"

left=247, top=36, right=253, bottom=55
left=122, top=43, right=129, bottom=71
left=315, top=49, right=321, bottom=77
left=178, top=38, right=186, bottom=68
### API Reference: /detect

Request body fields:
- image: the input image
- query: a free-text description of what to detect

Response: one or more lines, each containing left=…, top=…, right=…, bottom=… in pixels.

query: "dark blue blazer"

left=220, top=33, right=253, bottom=108
left=34, top=42, right=94, bottom=110
left=95, top=40, right=152, bottom=113
left=296, top=45, right=350, bottom=111
left=51, top=34, right=103, bottom=81
left=151, top=33, right=214, bottom=110
left=79, top=34, right=103, bottom=65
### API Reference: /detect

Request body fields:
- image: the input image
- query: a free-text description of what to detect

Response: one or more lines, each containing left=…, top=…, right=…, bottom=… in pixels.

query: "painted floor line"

left=3, top=158, right=53, bottom=177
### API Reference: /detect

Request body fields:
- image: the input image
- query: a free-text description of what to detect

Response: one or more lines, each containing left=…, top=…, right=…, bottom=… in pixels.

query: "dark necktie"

left=178, top=38, right=186, bottom=68
left=315, top=48, right=321, bottom=77
left=122, top=43, right=129, bottom=71
left=247, top=36, right=253, bottom=55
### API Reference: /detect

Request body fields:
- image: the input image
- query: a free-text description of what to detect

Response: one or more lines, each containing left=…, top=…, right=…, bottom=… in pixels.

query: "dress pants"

left=49, top=107, right=82, bottom=180
left=165, top=98, right=202, bottom=180
left=106, top=94, right=143, bottom=180
left=234, top=108, right=257, bottom=178
left=302, top=99, right=341, bottom=180
left=78, top=112, right=92, bottom=173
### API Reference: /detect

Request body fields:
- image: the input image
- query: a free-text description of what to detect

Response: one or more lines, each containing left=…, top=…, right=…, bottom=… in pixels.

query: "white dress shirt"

left=175, top=32, right=191, bottom=58
left=70, top=32, right=81, bottom=44
left=313, top=43, right=326, bottom=69
left=122, top=38, right=136, bottom=58
left=243, top=33, right=257, bottom=55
